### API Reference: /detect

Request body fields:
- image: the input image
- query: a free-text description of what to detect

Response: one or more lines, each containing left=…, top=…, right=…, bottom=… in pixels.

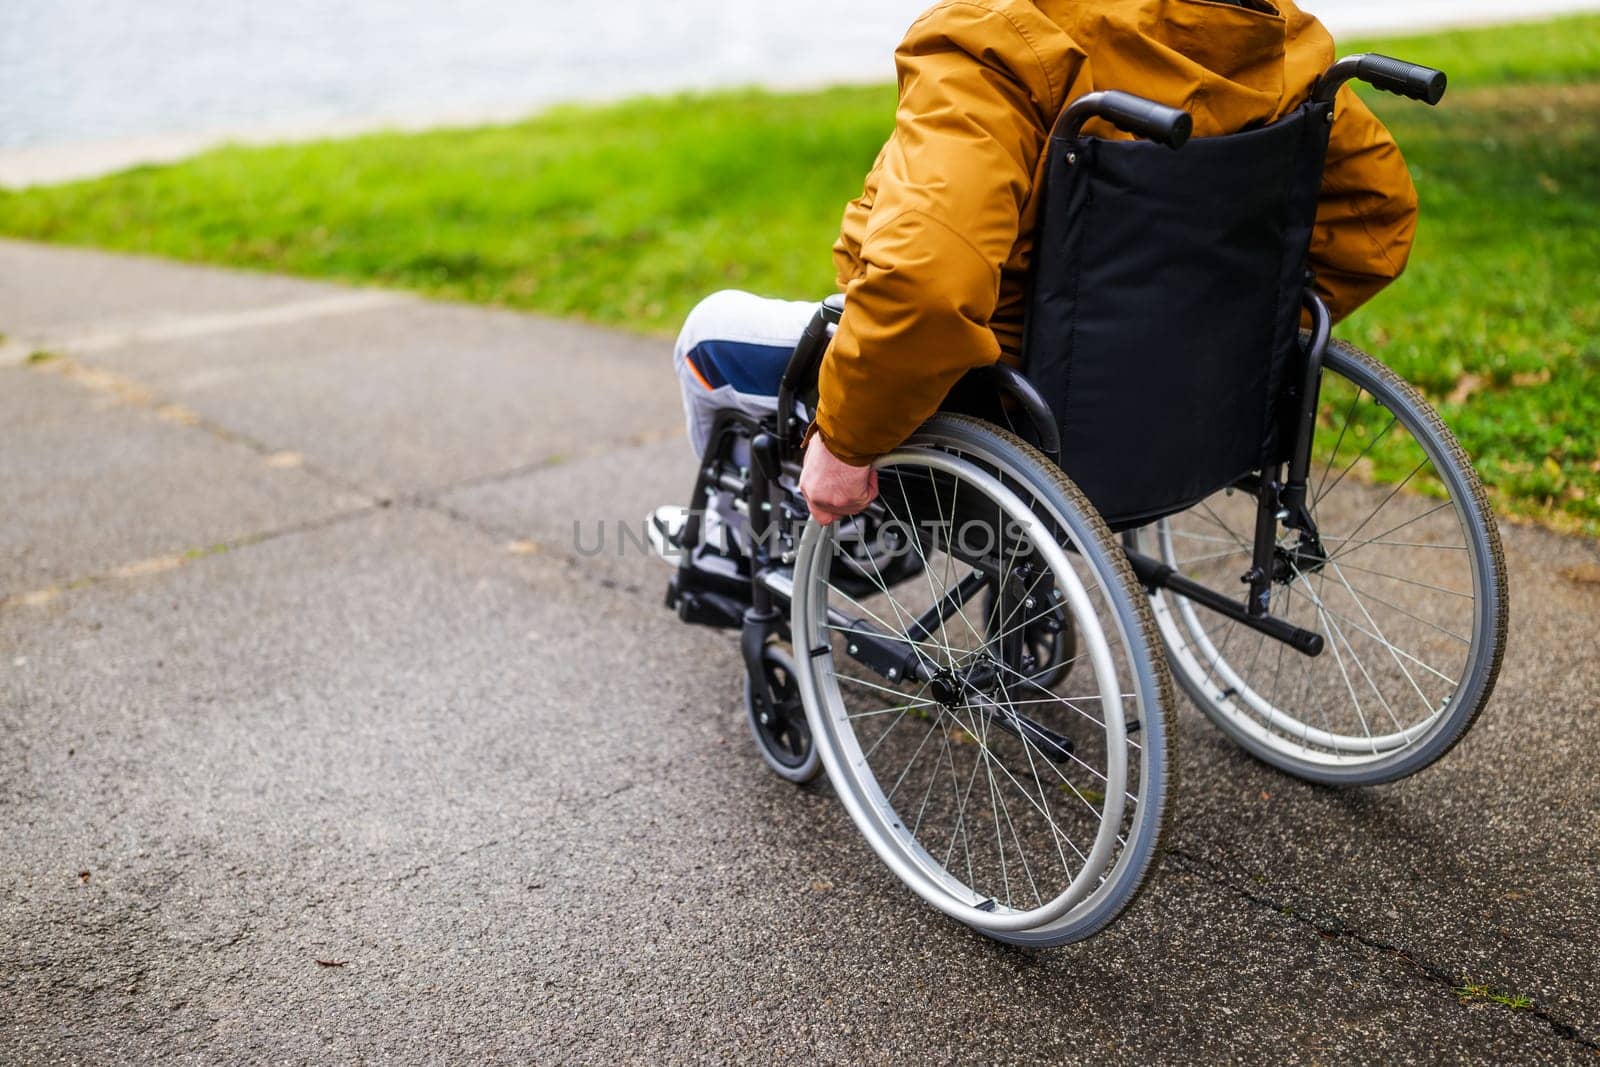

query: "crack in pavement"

left=0, top=505, right=383, bottom=612
left=403, top=424, right=684, bottom=502
left=23, top=353, right=376, bottom=501
left=0, top=423, right=666, bottom=610
left=386, top=781, right=647, bottom=890
left=1168, top=847, right=1599, bottom=1051
left=392, top=832, right=516, bottom=887
left=6, top=337, right=672, bottom=607
left=0, top=290, right=410, bottom=367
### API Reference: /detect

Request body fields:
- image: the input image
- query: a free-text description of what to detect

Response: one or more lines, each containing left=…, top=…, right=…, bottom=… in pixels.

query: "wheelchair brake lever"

left=750, top=432, right=782, bottom=483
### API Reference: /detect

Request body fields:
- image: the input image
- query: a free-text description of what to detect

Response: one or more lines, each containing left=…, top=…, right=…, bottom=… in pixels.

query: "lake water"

left=4, top=0, right=1598, bottom=150
left=0, top=0, right=930, bottom=150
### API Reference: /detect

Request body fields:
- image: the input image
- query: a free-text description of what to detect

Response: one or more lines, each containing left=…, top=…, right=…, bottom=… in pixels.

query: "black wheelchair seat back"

left=1024, top=98, right=1335, bottom=530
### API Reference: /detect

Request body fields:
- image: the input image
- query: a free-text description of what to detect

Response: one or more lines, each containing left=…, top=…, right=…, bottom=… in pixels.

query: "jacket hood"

left=1042, top=0, right=1327, bottom=122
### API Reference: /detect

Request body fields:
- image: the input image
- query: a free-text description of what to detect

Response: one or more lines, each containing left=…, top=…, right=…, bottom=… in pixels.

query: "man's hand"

left=799, top=435, right=879, bottom=526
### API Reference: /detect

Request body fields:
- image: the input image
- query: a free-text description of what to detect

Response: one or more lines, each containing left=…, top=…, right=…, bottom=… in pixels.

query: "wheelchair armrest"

left=988, top=364, right=1061, bottom=465
left=777, top=298, right=844, bottom=460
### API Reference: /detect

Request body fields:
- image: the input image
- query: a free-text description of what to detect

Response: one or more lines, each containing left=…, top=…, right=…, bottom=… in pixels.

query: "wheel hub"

left=929, top=659, right=1002, bottom=709
left=929, top=670, right=964, bottom=709
left=1273, top=530, right=1328, bottom=582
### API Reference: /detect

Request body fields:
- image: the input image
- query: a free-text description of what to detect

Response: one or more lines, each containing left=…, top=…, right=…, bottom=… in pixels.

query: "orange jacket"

left=816, top=0, right=1419, bottom=465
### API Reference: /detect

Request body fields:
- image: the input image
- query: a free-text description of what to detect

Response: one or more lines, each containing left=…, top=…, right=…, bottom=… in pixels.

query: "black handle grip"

left=1358, top=53, right=1448, bottom=104
left=1094, top=90, right=1193, bottom=149
left=1056, top=90, right=1192, bottom=149
left=1316, top=53, right=1448, bottom=105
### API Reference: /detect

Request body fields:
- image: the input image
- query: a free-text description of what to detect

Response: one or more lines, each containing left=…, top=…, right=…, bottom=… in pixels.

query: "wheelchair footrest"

left=665, top=572, right=749, bottom=631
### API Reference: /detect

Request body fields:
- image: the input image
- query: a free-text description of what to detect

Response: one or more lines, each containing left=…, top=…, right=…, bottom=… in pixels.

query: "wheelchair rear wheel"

left=1130, top=340, right=1507, bottom=785
left=791, top=415, right=1173, bottom=946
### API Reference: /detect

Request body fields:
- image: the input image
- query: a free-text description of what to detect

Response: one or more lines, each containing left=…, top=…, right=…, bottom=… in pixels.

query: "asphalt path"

left=2, top=240, right=1596, bottom=1063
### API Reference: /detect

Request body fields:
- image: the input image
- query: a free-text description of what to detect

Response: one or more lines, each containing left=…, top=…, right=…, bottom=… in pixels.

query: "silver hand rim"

left=793, top=447, right=1128, bottom=933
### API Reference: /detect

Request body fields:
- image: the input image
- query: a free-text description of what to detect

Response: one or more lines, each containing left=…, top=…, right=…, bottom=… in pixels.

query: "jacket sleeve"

left=1309, top=85, right=1420, bottom=321
left=813, top=3, right=1076, bottom=465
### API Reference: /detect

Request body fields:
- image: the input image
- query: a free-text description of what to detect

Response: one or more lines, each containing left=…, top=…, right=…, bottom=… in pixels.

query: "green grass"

left=0, top=83, right=895, bottom=333
left=2, top=15, right=1598, bottom=531
left=1455, top=980, right=1536, bottom=1010
left=1345, top=14, right=1600, bottom=85
left=1336, top=76, right=1600, bottom=534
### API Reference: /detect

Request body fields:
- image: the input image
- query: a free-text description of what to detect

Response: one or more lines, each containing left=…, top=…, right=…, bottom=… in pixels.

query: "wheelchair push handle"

left=1057, top=90, right=1193, bottom=150
left=1315, top=53, right=1448, bottom=105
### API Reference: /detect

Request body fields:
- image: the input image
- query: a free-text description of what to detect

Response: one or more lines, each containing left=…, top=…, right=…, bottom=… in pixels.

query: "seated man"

left=667, top=0, right=1417, bottom=540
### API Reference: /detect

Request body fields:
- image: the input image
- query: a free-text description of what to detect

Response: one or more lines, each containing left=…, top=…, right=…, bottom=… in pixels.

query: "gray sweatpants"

left=672, top=289, right=820, bottom=456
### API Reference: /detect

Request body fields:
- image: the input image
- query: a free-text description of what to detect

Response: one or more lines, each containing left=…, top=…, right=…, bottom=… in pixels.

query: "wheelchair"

left=661, top=55, right=1507, bottom=947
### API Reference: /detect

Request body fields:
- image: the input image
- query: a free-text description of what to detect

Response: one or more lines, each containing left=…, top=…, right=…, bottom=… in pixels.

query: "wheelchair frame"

left=665, top=51, right=1453, bottom=769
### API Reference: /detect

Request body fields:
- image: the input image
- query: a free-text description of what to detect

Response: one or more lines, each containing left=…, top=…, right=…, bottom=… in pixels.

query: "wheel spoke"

left=1324, top=500, right=1458, bottom=566
left=1298, top=564, right=1379, bottom=750
left=1296, top=592, right=1461, bottom=691
left=1321, top=457, right=1429, bottom=556
left=1291, top=561, right=1405, bottom=734
left=1315, top=384, right=1366, bottom=503
left=1314, top=410, right=1398, bottom=508
left=895, top=470, right=961, bottom=673
left=1327, top=559, right=1473, bottom=600
left=938, top=699, right=1096, bottom=863
left=836, top=673, right=937, bottom=706
left=1327, top=560, right=1442, bottom=717
left=1322, top=580, right=1471, bottom=646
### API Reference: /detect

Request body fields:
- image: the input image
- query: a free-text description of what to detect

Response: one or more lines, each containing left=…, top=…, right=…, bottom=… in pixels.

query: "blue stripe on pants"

left=686, top=340, right=793, bottom=397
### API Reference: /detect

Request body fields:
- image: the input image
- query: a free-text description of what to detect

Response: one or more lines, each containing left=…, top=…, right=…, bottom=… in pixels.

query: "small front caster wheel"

left=744, top=645, right=821, bottom=783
